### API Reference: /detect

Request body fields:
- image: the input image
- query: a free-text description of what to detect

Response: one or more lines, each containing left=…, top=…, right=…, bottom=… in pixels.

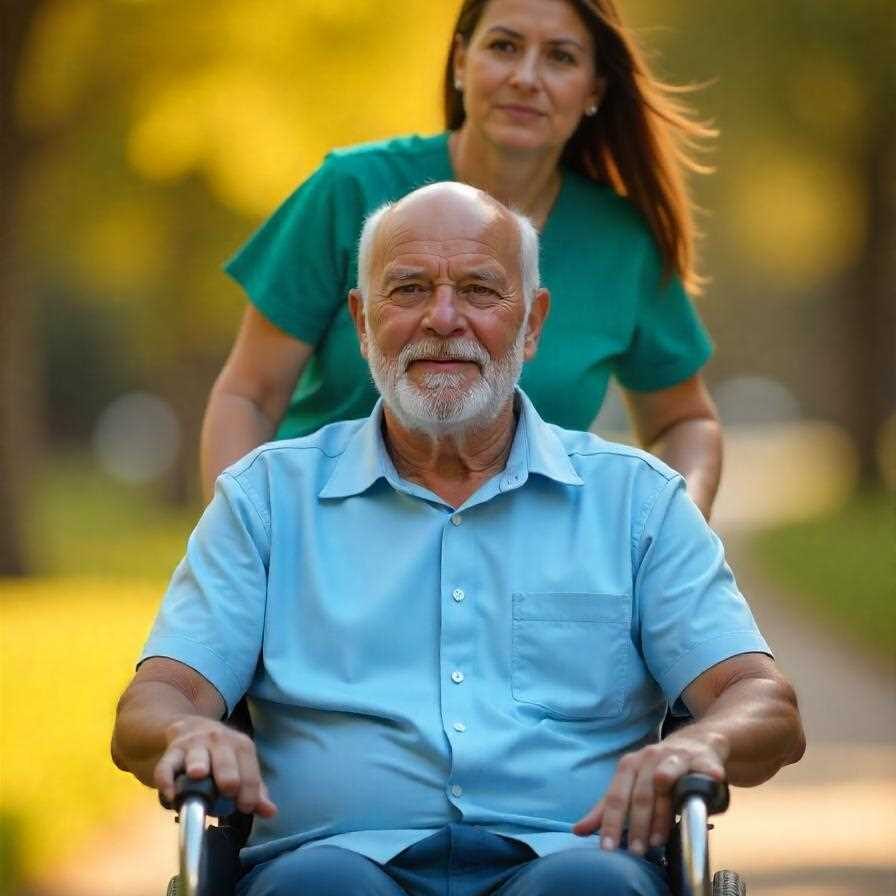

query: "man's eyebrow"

left=381, top=267, right=427, bottom=284
left=464, top=268, right=505, bottom=281
left=485, top=25, right=586, bottom=52
left=463, top=267, right=508, bottom=286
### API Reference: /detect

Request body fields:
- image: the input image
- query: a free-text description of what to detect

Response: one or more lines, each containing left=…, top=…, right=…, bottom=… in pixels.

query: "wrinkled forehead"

left=373, top=195, right=521, bottom=275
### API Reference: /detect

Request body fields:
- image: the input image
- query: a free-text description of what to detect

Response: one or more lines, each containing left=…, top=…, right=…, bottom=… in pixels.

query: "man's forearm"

left=199, top=391, right=279, bottom=501
left=111, top=680, right=208, bottom=787
left=683, top=674, right=805, bottom=787
left=650, top=417, right=722, bottom=520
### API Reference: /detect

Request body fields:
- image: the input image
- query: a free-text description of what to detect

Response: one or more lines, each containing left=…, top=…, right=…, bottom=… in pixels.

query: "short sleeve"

left=612, top=245, right=714, bottom=392
left=139, top=472, right=271, bottom=714
left=634, top=476, right=770, bottom=713
left=224, top=154, right=367, bottom=345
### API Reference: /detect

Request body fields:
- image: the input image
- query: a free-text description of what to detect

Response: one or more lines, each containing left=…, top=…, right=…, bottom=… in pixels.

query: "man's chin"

left=391, top=382, right=490, bottom=431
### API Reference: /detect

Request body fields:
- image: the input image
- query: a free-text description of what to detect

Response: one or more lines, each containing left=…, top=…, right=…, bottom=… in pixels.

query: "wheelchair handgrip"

left=673, top=773, right=729, bottom=816
left=159, top=773, right=237, bottom=818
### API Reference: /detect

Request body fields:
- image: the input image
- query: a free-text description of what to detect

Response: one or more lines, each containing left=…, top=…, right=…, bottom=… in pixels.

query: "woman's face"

left=454, top=0, right=602, bottom=155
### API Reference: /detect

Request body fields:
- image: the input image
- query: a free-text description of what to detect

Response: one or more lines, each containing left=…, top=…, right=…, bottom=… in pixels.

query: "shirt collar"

left=318, top=389, right=583, bottom=501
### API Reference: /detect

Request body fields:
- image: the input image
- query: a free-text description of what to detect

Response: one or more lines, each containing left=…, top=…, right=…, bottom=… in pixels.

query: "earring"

left=585, top=104, right=598, bottom=116
left=454, top=79, right=463, bottom=92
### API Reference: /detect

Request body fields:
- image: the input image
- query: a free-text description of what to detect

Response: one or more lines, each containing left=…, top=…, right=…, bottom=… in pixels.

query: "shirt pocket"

left=511, top=592, right=630, bottom=720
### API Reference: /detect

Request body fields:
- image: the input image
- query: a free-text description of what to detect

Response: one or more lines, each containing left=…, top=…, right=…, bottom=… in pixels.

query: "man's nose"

left=422, top=285, right=466, bottom=336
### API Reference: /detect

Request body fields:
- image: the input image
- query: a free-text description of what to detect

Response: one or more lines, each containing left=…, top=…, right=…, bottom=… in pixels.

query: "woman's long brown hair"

left=443, top=0, right=715, bottom=294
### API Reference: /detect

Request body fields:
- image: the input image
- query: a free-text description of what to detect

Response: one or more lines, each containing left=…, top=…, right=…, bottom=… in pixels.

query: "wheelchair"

left=162, top=771, right=746, bottom=896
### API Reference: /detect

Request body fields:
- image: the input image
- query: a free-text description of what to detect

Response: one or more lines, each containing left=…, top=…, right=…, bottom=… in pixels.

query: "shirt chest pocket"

left=511, top=592, right=631, bottom=720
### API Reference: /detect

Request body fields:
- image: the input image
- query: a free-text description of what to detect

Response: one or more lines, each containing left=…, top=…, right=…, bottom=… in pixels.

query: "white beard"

left=367, top=327, right=526, bottom=436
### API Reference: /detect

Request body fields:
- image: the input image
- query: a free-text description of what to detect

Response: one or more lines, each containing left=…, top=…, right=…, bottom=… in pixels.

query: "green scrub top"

left=225, top=133, right=712, bottom=437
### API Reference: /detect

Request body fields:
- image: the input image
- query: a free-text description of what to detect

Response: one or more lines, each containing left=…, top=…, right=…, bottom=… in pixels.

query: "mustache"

left=397, top=339, right=489, bottom=371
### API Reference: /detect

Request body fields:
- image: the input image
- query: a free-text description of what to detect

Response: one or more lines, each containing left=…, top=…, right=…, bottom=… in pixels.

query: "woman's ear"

left=453, top=33, right=468, bottom=90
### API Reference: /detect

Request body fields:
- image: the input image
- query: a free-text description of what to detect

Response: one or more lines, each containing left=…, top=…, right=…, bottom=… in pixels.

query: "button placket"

left=441, top=505, right=475, bottom=815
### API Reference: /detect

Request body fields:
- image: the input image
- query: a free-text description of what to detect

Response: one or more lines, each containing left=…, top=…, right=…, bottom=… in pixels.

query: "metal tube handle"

left=673, top=773, right=729, bottom=896
left=178, top=796, right=207, bottom=896
left=680, top=794, right=710, bottom=896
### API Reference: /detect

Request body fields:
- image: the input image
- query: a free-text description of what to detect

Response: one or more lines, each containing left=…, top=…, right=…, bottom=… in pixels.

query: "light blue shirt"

left=141, top=390, right=769, bottom=869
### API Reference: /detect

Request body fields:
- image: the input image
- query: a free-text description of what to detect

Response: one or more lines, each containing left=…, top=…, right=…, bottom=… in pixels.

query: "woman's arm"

left=621, top=374, right=722, bottom=520
left=200, top=306, right=314, bottom=501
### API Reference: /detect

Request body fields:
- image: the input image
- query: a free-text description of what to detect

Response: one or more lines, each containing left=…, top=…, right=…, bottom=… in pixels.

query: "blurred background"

left=1, top=1, right=893, bottom=894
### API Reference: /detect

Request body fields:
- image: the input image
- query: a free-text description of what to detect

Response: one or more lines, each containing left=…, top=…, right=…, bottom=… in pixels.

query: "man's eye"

left=463, top=284, right=496, bottom=297
left=393, top=284, right=425, bottom=295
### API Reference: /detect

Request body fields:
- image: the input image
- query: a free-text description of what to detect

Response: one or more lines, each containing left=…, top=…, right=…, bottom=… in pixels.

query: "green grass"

left=27, top=452, right=200, bottom=579
left=750, top=490, right=895, bottom=659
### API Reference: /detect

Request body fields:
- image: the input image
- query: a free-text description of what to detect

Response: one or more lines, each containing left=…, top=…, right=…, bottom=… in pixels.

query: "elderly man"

left=112, top=183, right=804, bottom=896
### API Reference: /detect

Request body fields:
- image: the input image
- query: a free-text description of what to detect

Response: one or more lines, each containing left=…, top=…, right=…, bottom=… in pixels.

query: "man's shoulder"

left=224, top=419, right=364, bottom=483
left=550, top=424, right=680, bottom=486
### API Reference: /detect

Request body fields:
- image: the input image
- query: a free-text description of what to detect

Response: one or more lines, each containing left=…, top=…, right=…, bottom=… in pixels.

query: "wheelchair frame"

left=164, top=772, right=744, bottom=896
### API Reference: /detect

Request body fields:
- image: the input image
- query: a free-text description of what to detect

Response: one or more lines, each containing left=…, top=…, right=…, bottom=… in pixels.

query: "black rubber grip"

left=672, top=773, right=730, bottom=815
left=158, top=773, right=237, bottom=818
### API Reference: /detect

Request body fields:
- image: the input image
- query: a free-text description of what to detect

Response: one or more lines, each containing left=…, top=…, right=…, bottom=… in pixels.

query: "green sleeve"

left=224, top=153, right=366, bottom=345
left=612, top=241, right=714, bottom=392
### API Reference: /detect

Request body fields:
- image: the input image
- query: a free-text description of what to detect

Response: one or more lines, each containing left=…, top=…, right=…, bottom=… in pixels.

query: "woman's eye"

left=550, top=48, right=576, bottom=65
left=488, top=39, right=516, bottom=54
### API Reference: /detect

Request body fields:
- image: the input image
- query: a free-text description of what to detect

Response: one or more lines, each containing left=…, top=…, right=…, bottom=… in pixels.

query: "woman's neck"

left=449, top=127, right=562, bottom=230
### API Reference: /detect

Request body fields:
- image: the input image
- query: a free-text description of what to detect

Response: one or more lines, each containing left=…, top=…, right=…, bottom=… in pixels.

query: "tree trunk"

left=0, top=2, right=44, bottom=575
left=837, top=103, right=896, bottom=488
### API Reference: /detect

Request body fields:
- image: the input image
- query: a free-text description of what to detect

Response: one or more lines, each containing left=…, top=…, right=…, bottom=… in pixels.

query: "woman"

left=200, top=0, right=722, bottom=515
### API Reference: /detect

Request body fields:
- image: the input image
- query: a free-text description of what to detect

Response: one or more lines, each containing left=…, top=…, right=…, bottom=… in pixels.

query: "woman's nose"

left=509, top=50, right=539, bottom=90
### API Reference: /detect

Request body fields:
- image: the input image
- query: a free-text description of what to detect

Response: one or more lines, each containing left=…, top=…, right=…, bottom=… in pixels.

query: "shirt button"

left=451, top=784, right=463, bottom=797
left=451, top=670, right=465, bottom=683
left=450, top=514, right=463, bottom=526
left=453, top=722, right=467, bottom=732
left=452, top=588, right=465, bottom=602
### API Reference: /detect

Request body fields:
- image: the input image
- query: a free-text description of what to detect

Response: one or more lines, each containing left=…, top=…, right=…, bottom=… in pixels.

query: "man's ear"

left=523, top=288, right=550, bottom=361
left=348, top=289, right=369, bottom=358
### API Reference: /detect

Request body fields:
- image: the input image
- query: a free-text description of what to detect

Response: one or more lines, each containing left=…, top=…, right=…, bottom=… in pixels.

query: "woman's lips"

left=497, top=104, right=545, bottom=121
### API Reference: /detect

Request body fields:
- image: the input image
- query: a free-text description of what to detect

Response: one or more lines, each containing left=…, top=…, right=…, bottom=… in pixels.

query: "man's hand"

left=154, top=715, right=277, bottom=819
left=572, top=729, right=728, bottom=854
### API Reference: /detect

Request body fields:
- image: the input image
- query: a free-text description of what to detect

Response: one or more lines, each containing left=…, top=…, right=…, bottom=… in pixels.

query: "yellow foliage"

left=726, top=146, right=865, bottom=289
left=0, top=577, right=163, bottom=880
left=75, top=200, right=171, bottom=298
left=126, top=1, right=456, bottom=217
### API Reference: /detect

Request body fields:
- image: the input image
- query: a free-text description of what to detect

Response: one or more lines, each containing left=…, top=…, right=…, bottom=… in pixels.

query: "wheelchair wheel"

left=712, top=869, right=746, bottom=895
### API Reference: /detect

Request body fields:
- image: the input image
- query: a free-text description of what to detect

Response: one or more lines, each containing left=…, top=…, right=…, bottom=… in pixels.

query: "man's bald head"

left=357, top=182, right=540, bottom=310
